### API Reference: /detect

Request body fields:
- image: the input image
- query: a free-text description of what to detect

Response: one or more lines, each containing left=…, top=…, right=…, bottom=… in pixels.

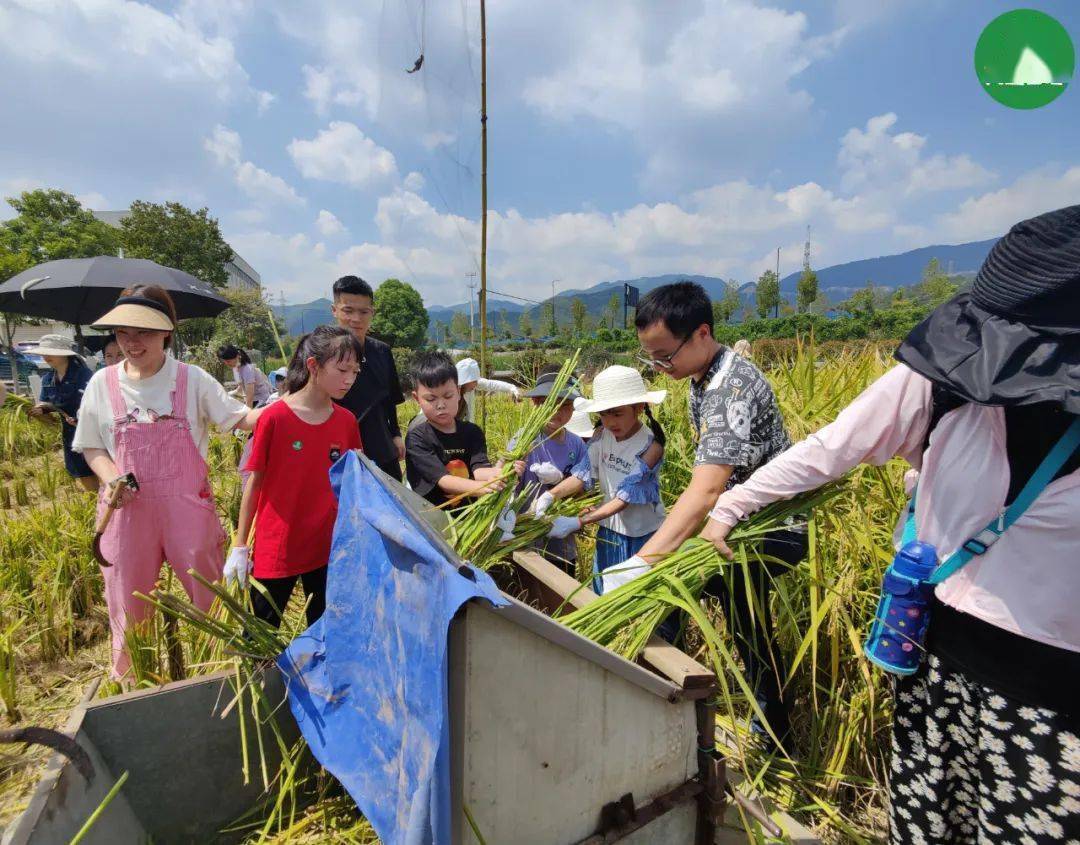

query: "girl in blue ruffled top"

left=533, top=365, right=666, bottom=594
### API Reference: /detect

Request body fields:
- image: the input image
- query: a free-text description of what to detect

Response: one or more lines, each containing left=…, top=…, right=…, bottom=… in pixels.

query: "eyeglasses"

left=635, top=335, right=690, bottom=371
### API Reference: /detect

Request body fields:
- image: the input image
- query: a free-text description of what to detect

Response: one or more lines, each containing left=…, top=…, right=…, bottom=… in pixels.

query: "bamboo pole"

left=479, top=0, right=489, bottom=428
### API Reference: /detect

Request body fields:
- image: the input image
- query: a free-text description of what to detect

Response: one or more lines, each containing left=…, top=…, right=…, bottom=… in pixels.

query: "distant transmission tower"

left=803, top=225, right=812, bottom=272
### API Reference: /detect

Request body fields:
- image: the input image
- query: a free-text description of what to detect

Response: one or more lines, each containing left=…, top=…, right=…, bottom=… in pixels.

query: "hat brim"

left=895, top=291, right=1080, bottom=413
left=91, top=303, right=174, bottom=331
left=578, top=389, right=667, bottom=414
left=24, top=345, right=78, bottom=357
left=523, top=383, right=582, bottom=401
left=565, top=415, right=597, bottom=438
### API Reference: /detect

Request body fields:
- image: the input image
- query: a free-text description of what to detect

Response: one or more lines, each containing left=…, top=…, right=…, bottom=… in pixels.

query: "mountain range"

left=272, top=237, right=998, bottom=338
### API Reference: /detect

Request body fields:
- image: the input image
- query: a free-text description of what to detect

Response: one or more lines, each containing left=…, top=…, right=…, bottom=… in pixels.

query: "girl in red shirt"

left=226, top=326, right=363, bottom=627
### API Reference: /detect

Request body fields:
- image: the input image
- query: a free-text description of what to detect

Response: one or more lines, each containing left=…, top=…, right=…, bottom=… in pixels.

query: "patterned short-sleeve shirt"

left=689, top=348, right=791, bottom=488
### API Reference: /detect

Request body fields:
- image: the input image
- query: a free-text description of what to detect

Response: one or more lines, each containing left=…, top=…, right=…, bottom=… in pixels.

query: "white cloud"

left=315, top=209, right=346, bottom=237
left=288, top=122, right=399, bottom=189
left=935, top=165, right=1080, bottom=241
left=838, top=113, right=995, bottom=197
left=234, top=161, right=304, bottom=205
left=0, top=0, right=252, bottom=99
left=403, top=171, right=426, bottom=193
left=255, top=90, right=276, bottom=114
left=204, top=124, right=304, bottom=205
left=204, top=125, right=243, bottom=167
left=222, top=109, right=1040, bottom=306
left=75, top=191, right=110, bottom=210
left=518, top=0, right=847, bottom=187
left=421, top=132, right=456, bottom=151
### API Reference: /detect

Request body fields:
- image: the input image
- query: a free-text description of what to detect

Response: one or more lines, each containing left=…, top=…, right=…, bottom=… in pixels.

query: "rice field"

left=0, top=339, right=906, bottom=842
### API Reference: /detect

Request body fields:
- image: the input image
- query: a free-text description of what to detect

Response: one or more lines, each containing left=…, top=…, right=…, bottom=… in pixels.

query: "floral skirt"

left=890, top=654, right=1080, bottom=844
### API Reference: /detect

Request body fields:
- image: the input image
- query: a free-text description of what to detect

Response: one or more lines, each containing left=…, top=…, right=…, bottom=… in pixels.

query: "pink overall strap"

left=105, top=364, right=129, bottom=423
left=170, top=362, right=189, bottom=418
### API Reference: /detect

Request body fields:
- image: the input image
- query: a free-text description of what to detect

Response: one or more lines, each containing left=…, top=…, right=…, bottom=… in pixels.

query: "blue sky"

left=0, top=0, right=1078, bottom=305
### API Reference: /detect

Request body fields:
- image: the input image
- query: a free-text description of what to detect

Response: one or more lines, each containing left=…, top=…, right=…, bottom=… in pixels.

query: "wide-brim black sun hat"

left=523, top=371, right=582, bottom=401
left=895, top=204, right=1080, bottom=413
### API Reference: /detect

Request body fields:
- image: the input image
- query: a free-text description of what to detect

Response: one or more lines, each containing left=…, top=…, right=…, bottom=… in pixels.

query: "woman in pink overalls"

left=73, top=286, right=264, bottom=679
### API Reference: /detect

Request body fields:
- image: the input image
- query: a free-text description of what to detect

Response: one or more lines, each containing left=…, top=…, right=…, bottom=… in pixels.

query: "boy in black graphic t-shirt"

left=405, top=351, right=518, bottom=507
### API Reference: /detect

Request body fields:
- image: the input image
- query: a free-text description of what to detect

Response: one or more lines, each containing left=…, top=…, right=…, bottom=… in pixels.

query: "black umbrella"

left=0, top=256, right=230, bottom=325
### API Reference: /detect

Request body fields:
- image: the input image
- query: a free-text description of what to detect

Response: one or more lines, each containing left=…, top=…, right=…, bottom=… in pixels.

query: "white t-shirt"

left=73, top=357, right=249, bottom=459
left=586, top=425, right=665, bottom=538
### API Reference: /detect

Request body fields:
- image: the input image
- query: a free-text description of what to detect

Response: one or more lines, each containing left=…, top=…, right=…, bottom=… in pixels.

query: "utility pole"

left=478, top=0, right=489, bottom=427
left=549, top=279, right=560, bottom=335
left=774, top=246, right=781, bottom=318
left=465, top=273, right=478, bottom=344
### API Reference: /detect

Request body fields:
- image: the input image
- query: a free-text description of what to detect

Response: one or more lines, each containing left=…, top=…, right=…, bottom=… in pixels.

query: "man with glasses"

left=627, top=281, right=806, bottom=749
left=331, top=275, right=407, bottom=481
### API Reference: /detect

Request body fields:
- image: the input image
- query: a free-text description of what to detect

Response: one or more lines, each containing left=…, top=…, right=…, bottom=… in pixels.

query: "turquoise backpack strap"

left=927, top=417, right=1080, bottom=585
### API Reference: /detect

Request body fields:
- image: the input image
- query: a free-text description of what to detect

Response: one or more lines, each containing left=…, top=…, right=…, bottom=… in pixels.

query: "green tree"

left=755, top=270, right=780, bottom=319
left=209, top=287, right=285, bottom=356
left=605, top=292, right=621, bottom=330
left=0, top=190, right=118, bottom=358
left=119, top=200, right=232, bottom=289
left=843, top=282, right=878, bottom=318
left=713, top=280, right=742, bottom=325
left=518, top=310, right=533, bottom=338
left=0, top=189, right=119, bottom=262
left=796, top=268, right=819, bottom=313
left=450, top=311, right=472, bottom=344
left=570, top=297, right=588, bottom=336
left=371, top=278, right=429, bottom=348
left=497, top=309, right=512, bottom=339
left=911, top=258, right=959, bottom=307
left=809, top=290, right=831, bottom=315
left=540, top=301, right=555, bottom=336
left=0, top=248, right=34, bottom=355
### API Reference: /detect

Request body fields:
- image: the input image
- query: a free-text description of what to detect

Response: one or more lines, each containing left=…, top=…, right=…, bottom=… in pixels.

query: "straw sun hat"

left=90, top=295, right=175, bottom=332
left=578, top=365, right=666, bottom=414
left=23, top=333, right=80, bottom=357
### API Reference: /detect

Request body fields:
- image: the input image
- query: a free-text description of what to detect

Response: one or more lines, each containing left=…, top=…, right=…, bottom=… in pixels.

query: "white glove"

left=600, top=555, right=651, bottom=595
left=224, top=546, right=251, bottom=588
left=495, top=507, right=517, bottom=542
left=529, top=461, right=564, bottom=485
left=532, top=491, right=555, bottom=518
left=547, top=515, right=581, bottom=540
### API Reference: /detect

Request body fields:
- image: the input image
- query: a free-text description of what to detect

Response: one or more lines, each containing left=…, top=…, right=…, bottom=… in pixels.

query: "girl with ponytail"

left=225, top=327, right=363, bottom=627
left=532, top=365, right=667, bottom=594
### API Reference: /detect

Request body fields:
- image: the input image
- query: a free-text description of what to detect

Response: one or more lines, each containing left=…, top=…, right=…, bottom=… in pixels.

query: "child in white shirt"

left=534, top=366, right=666, bottom=593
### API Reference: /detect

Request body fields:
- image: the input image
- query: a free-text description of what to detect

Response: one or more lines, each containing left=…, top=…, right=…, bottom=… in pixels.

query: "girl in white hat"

left=533, top=365, right=667, bottom=593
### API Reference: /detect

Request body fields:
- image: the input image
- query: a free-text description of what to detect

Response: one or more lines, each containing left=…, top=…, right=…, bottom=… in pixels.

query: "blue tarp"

left=277, top=451, right=508, bottom=845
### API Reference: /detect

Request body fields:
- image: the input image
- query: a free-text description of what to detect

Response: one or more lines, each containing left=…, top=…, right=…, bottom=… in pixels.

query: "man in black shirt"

left=330, top=275, right=406, bottom=480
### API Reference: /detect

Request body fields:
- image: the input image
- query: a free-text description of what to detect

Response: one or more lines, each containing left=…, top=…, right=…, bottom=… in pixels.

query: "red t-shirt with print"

left=244, top=400, right=361, bottom=578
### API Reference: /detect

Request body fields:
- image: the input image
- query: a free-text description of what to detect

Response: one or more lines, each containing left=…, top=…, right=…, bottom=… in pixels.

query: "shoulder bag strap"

left=927, top=416, right=1080, bottom=584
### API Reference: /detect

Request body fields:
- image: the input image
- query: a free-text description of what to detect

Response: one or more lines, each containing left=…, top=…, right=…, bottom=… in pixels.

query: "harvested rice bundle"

left=561, top=482, right=847, bottom=659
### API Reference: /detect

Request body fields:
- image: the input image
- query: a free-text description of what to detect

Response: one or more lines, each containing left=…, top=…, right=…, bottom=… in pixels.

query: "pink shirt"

left=710, top=364, right=1080, bottom=653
